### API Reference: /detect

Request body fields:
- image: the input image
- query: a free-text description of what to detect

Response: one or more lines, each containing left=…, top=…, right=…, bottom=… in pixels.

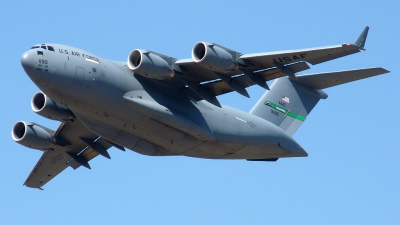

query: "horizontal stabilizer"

left=293, top=67, right=389, bottom=90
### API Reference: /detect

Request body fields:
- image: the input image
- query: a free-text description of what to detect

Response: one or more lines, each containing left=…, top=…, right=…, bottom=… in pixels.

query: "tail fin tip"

left=354, top=26, right=369, bottom=50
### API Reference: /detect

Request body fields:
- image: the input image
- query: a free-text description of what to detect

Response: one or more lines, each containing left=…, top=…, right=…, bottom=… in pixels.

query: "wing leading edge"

left=240, top=26, right=370, bottom=67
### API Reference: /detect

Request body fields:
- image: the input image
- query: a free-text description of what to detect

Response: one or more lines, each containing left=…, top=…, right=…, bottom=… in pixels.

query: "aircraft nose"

left=21, top=50, right=35, bottom=71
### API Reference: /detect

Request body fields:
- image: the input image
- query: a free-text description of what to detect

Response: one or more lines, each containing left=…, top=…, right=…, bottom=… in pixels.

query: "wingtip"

left=372, top=67, right=390, bottom=75
left=379, top=67, right=390, bottom=74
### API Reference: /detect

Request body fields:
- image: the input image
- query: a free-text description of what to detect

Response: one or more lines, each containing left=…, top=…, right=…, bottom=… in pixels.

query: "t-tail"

left=250, top=67, right=389, bottom=136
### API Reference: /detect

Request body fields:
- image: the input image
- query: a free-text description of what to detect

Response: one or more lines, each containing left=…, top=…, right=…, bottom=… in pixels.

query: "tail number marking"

left=265, top=101, right=306, bottom=121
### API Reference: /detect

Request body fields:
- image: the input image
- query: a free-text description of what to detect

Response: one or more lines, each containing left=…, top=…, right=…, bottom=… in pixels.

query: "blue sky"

left=1, top=1, right=399, bottom=224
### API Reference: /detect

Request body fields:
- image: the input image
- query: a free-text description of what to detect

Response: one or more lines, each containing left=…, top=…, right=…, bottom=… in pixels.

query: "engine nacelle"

left=12, top=121, right=55, bottom=151
left=127, top=49, right=174, bottom=80
left=192, top=42, right=238, bottom=72
left=31, top=92, right=75, bottom=122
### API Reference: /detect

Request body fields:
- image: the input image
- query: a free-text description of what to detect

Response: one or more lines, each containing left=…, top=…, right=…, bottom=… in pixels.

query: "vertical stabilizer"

left=250, top=77, right=327, bottom=136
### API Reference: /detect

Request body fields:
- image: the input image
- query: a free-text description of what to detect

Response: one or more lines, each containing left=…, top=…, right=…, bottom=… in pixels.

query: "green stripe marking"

left=264, top=101, right=306, bottom=121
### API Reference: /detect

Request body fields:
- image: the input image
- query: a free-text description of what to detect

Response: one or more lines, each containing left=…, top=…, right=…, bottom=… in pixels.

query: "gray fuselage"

left=20, top=44, right=306, bottom=160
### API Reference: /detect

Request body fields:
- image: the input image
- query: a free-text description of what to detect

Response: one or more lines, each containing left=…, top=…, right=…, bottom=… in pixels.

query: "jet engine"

left=127, top=49, right=174, bottom=80
left=192, top=42, right=238, bottom=72
left=12, top=121, right=55, bottom=151
left=31, top=92, right=75, bottom=122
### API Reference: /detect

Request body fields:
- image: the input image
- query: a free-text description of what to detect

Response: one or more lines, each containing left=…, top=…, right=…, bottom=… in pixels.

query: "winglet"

left=354, top=26, right=369, bottom=50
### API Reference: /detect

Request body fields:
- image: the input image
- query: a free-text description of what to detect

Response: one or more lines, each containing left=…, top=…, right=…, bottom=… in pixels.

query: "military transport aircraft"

left=12, top=26, right=389, bottom=189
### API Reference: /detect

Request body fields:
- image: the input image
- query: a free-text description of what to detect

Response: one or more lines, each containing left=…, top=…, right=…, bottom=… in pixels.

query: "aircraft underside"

left=69, top=92, right=298, bottom=160
left=11, top=26, right=389, bottom=189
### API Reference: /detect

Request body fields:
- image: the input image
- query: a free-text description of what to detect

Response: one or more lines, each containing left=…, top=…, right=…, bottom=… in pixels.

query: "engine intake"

left=31, top=92, right=75, bottom=122
left=12, top=121, right=55, bottom=151
left=192, top=42, right=238, bottom=72
left=127, top=49, right=174, bottom=80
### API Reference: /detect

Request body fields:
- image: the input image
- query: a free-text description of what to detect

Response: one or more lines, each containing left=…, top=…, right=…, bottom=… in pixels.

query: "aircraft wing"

left=239, top=43, right=361, bottom=69
left=23, top=119, right=117, bottom=189
left=170, top=27, right=370, bottom=106
left=176, top=43, right=360, bottom=85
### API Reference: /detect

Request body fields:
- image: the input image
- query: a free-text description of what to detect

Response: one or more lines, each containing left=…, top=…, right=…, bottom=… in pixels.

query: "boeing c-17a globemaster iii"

left=12, top=27, right=389, bottom=189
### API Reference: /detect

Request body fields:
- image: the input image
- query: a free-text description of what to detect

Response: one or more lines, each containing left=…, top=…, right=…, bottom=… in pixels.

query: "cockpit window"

left=37, top=51, right=43, bottom=56
left=41, top=46, right=47, bottom=50
left=47, top=46, right=55, bottom=51
left=30, top=46, right=39, bottom=49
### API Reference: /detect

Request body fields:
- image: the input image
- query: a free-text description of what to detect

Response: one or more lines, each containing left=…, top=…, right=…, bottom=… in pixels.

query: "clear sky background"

left=1, top=1, right=399, bottom=224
